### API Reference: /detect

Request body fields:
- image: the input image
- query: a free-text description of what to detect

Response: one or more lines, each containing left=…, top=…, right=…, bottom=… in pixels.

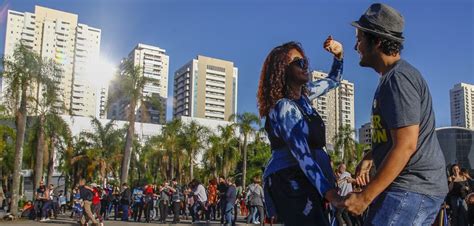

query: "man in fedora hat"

left=343, top=3, right=448, bottom=225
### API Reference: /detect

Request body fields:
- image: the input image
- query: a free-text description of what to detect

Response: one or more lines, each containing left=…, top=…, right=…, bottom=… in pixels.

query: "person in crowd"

left=35, top=182, right=46, bottom=221
left=159, top=181, right=172, bottom=223
left=40, top=184, right=54, bottom=222
left=448, top=164, right=470, bottom=226
left=185, top=187, right=194, bottom=220
left=335, top=163, right=354, bottom=226
left=70, top=187, right=81, bottom=220
left=233, top=180, right=243, bottom=225
left=153, top=186, right=161, bottom=221
left=112, top=187, right=121, bottom=221
left=120, top=183, right=131, bottom=221
left=58, top=190, right=67, bottom=214
left=190, top=179, right=208, bottom=223
left=79, top=179, right=98, bottom=225
left=217, top=176, right=228, bottom=223
left=207, top=178, right=218, bottom=221
left=143, top=183, right=155, bottom=223
left=224, top=177, right=237, bottom=226
left=246, top=176, right=265, bottom=225
left=170, top=178, right=183, bottom=224
left=91, top=183, right=103, bottom=223
left=21, top=201, right=34, bottom=219
left=131, top=184, right=144, bottom=222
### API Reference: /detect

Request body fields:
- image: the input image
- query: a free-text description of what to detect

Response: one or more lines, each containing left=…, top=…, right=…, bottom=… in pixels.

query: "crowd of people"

left=5, top=163, right=470, bottom=225
left=15, top=175, right=264, bottom=225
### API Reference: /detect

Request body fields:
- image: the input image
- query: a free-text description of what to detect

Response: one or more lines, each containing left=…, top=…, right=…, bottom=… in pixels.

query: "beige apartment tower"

left=3, top=6, right=105, bottom=118
left=311, top=71, right=355, bottom=147
left=173, top=55, right=238, bottom=121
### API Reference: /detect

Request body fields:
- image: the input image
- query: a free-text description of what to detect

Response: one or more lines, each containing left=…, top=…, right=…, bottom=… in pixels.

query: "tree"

left=31, top=59, right=63, bottom=194
left=230, top=112, right=260, bottom=188
left=203, top=134, right=223, bottom=179
left=333, top=125, right=357, bottom=170
left=109, top=58, right=155, bottom=185
left=217, top=124, right=240, bottom=178
left=161, top=119, right=182, bottom=180
left=181, top=121, right=209, bottom=180
left=1, top=44, right=57, bottom=216
left=245, top=129, right=271, bottom=183
left=44, top=114, right=71, bottom=186
left=0, top=123, right=16, bottom=208
left=142, top=135, right=168, bottom=184
left=72, top=118, right=123, bottom=185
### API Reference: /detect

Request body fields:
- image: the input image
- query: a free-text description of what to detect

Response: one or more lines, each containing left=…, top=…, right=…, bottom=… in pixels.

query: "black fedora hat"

left=351, top=3, right=405, bottom=42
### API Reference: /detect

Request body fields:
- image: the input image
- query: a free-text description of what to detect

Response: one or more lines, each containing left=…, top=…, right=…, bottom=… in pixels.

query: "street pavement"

left=1, top=214, right=279, bottom=226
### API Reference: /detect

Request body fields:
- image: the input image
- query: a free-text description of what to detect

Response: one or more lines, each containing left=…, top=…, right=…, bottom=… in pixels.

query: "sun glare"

left=84, top=57, right=117, bottom=87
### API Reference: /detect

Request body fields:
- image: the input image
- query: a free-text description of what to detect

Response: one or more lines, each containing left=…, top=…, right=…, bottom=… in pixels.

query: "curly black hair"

left=257, top=42, right=308, bottom=117
left=363, top=31, right=403, bottom=56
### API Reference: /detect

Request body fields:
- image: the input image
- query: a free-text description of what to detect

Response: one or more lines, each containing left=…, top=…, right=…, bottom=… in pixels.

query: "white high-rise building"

left=108, top=44, right=169, bottom=124
left=173, top=55, right=238, bottom=121
left=450, top=83, right=474, bottom=129
left=311, top=71, right=355, bottom=147
left=3, top=6, right=105, bottom=118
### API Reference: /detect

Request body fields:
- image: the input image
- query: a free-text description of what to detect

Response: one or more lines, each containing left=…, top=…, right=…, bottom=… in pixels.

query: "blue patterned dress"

left=263, top=58, right=343, bottom=220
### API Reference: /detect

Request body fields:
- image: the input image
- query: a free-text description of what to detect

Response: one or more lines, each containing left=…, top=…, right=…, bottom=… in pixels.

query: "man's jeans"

left=364, top=188, right=445, bottom=226
left=121, top=204, right=129, bottom=221
left=41, top=200, right=52, bottom=218
left=224, top=202, right=234, bottom=225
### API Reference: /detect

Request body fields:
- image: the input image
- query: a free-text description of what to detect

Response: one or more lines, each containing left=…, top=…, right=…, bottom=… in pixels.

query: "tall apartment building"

left=450, top=83, right=474, bottom=129
left=3, top=6, right=106, bottom=118
left=358, top=122, right=372, bottom=147
left=108, top=44, right=169, bottom=124
left=173, top=55, right=238, bottom=121
left=311, top=71, right=355, bottom=147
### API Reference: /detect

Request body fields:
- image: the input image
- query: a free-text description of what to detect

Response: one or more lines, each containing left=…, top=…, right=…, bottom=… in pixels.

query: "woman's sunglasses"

left=289, top=57, right=308, bottom=70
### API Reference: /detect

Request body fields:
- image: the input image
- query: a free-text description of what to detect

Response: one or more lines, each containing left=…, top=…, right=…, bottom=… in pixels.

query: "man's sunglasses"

left=289, top=57, right=308, bottom=70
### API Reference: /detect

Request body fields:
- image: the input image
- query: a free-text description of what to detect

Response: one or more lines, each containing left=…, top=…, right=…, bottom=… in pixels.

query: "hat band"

left=359, top=16, right=403, bottom=40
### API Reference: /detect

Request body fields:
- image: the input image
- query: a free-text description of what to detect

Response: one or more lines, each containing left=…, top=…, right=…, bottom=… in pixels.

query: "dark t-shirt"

left=218, top=183, right=228, bottom=198
left=79, top=186, right=93, bottom=201
left=121, top=188, right=131, bottom=205
left=371, top=59, right=448, bottom=196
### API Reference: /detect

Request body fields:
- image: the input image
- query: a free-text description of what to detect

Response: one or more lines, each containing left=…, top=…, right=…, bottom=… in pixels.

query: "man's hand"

left=355, top=153, right=373, bottom=187
left=343, top=192, right=371, bottom=215
left=324, top=35, right=343, bottom=60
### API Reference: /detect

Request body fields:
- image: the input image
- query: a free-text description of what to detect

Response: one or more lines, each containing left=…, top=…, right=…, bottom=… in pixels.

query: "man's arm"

left=345, top=125, right=419, bottom=215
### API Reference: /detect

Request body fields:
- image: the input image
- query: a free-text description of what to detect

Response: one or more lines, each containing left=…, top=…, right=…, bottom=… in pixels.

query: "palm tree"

left=203, top=134, right=222, bottom=179
left=180, top=121, right=209, bottom=180
left=142, top=135, right=168, bottom=183
left=333, top=125, right=357, bottom=168
left=0, top=123, right=16, bottom=208
left=217, top=124, right=240, bottom=178
left=161, top=119, right=182, bottom=180
left=245, top=132, right=271, bottom=182
left=42, top=115, right=70, bottom=185
left=109, top=58, right=154, bottom=185
left=230, top=112, right=260, bottom=188
left=1, top=44, right=55, bottom=216
left=32, top=60, right=63, bottom=194
left=73, top=118, right=123, bottom=185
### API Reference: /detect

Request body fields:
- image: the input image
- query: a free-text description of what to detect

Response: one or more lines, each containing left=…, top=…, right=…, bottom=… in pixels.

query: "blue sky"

left=1, top=0, right=473, bottom=130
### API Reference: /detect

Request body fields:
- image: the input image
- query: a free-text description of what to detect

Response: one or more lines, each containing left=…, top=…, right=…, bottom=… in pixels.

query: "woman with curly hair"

left=258, top=36, right=344, bottom=226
